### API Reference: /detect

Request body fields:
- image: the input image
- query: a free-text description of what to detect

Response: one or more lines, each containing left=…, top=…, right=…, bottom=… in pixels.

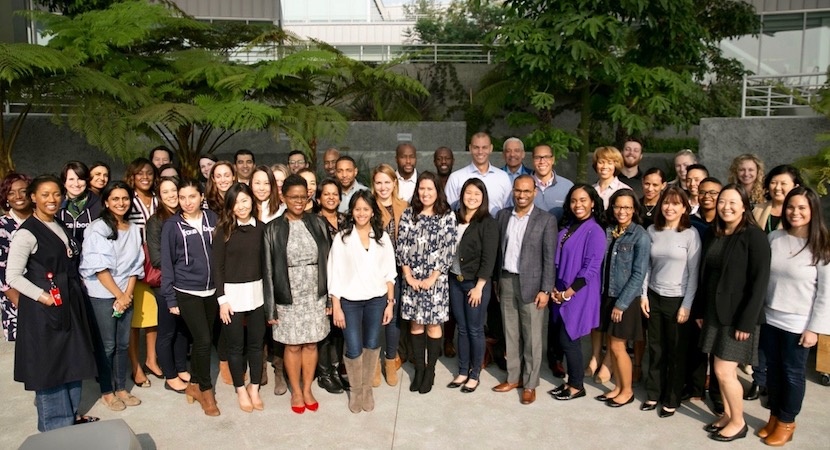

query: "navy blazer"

left=495, top=207, right=558, bottom=303
left=694, top=225, right=771, bottom=332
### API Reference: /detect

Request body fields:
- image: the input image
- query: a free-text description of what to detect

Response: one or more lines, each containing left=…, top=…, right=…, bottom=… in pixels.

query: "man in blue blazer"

left=492, top=175, right=558, bottom=405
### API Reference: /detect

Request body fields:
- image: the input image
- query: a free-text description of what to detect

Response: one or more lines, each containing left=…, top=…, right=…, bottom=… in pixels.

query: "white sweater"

left=765, top=229, right=830, bottom=335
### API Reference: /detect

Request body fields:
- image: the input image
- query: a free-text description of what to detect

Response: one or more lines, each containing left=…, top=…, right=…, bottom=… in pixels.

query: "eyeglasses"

left=700, top=190, right=721, bottom=198
left=612, top=206, right=634, bottom=212
left=285, top=195, right=308, bottom=203
left=288, top=160, right=306, bottom=166
left=532, top=155, right=553, bottom=161
left=512, top=189, right=534, bottom=196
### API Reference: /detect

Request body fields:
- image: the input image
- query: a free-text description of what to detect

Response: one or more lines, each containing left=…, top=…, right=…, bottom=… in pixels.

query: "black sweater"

left=211, top=221, right=265, bottom=298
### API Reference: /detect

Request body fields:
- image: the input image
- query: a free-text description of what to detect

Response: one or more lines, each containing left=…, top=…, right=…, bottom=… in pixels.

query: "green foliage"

left=33, top=0, right=122, bottom=17
left=795, top=75, right=830, bottom=195
left=478, top=0, right=758, bottom=181
left=404, top=0, right=504, bottom=44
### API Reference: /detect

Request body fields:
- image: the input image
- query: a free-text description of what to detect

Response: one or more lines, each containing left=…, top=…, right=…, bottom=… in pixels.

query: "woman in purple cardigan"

left=550, top=184, right=607, bottom=401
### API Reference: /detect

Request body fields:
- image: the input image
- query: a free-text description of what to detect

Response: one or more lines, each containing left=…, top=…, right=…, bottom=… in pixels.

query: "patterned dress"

left=272, top=220, right=330, bottom=344
left=0, top=214, right=22, bottom=341
left=396, top=207, right=457, bottom=325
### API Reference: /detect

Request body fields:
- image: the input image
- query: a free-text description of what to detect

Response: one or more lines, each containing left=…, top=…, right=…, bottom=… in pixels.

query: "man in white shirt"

left=445, top=132, right=512, bottom=216
left=336, top=156, right=368, bottom=213
left=395, top=143, right=418, bottom=202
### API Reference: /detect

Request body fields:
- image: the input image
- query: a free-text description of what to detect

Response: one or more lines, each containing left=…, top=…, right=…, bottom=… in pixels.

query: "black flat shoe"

left=143, top=364, right=164, bottom=379
left=74, top=416, right=100, bottom=425
left=658, top=407, right=676, bottom=418
left=548, top=384, right=567, bottom=396
left=709, top=424, right=748, bottom=442
left=460, top=380, right=479, bottom=393
left=640, top=401, right=658, bottom=411
left=744, top=382, right=759, bottom=400
left=607, top=395, right=635, bottom=408
left=595, top=393, right=615, bottom=402
left=447, top=377, right=468, bottom=389
left=554, top=388, right=586, bottom=401
left=703, top=423, right=725, bottom=433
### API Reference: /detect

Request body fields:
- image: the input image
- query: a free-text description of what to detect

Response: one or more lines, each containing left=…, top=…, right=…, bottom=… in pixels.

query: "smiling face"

left=373, top=172, right=394, bottom=202
left=785, top=194, right=811, bottom=231
left=716, top=188, right=745, bottom=229
left=199, top=158, right=215, bottom=180
left=272, top=170, right=286, bottom=197
left=323, top=150, right=339, bottom=177
left=686, top=168, right=707, bottom=197
left=233, top=191, right=253, bottom=222
left=698, top=181, right=721, bottom=212
left=251, top=171, right=272, bottom=203
left=319, top=183, right=340, bottom=213
left=288, top=154, right=307, bottom=175
left=105, top=188, right=131, bottom=220
left=178, top=186, right=203, bottom=216
left=158, top=179, right=179, bottom=212
left=235, top=154, right=255, bottom=180
left=642, top=173, right=665, bottom=204
left=469, top=135, right=493, bottom=167
left=595, top=159, right=616, bottom=182
left=283, top=185, right=308, bottom=219
left=299, top=172, right=317, bottom=199
left=503, top=140, right=524, bottom=171
left=532, top=145, right=554, bottom=179
left=212, top=164, right=234, bottom=194
left=462, top=183, right=484, bottom=213
left=674, top=154, right=695, bottom=183
left=31, top=181, right=63, bottom=219
left=6, top=180, right=30, bottom=214
left=737, top=160, right=758, bottom=188
left=151, top=149, right=170, bottom=169
left=417, top=178, right=438, bottom=210
left=512, top=177, right=535, bottom=211
left=336, top=160, right=357, bottom=190
left=433, top=148, right=454, bottom=176
left=570, top=187, right=593, bottom=221
left=612, top=195, right=635, bottom=228
left=660, top=193, right=687, bottom=227
left=89, top=166, right=109, bottom=192
left=351, top=196, right=374, bottom=228
left=622, top=141, right=643, bottom=169
left=133, top=164, right=155, bottom=195
left=64, top=169, right=86, bottom=199
left=769, top=173, right=797, bottom=204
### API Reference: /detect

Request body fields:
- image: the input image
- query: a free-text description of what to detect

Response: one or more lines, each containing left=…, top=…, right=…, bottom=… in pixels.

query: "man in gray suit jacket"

left=491, top=175, right=558, bottom=405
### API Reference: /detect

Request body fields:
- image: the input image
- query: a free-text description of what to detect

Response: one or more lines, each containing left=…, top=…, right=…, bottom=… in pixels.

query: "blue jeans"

left=761, top=323, right=810, bottom=423
left=449, top=276, right=490, bottom=379
left=89, top=297, right=133, bottom=393
left=35, top=381, right=81, bottom=432
left=341, top=296, right=387, bottom=359
left=752, top=325, right=768, bottom=387
left=383, top=271, right=403, bottom=359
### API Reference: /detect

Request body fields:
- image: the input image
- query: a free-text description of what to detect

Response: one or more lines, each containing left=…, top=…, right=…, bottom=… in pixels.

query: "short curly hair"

left=0, top=172, right=33, bottom=209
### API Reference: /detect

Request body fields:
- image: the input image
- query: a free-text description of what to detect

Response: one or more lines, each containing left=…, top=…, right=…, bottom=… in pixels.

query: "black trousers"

left=223, top=305, right=266, bottom=387
left=644, top=290, right=687, bottom=408
left=177, top=291, right=217, bottom=391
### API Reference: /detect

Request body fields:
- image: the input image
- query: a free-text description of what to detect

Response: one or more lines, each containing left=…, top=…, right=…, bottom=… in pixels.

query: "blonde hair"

left=372, top=163, right=408, bottom=239
left=728, top=153, right=765, bottom=205
left=371, top=164, right=400, bottom=200
left=592, top=146, right=623, bottom=175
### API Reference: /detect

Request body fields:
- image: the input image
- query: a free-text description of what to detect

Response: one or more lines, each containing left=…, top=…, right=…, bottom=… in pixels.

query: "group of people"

left=1, top=135, right=827, bottom=447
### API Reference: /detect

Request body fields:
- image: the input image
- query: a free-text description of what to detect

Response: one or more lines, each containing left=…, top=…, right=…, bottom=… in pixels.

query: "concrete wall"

left=698, top=117, right=828, bottom=182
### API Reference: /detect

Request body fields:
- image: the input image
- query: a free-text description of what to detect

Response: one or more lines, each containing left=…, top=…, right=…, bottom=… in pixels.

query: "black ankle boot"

left=409, top=333, right=426, bottom=392
left=420, top=336, right=442, bottom=394
left=317, top=340, right=344, bottom=394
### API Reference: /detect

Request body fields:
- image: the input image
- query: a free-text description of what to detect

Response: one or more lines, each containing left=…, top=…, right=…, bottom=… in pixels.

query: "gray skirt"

left=700, top=323, right=760, bottom=365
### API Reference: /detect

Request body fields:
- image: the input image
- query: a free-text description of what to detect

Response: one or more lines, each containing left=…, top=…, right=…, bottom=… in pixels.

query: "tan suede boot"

left=343, top=354, right=363, bottom=413
left=201, top=388, right=221, bottom=416
left=362, top=348, right=380, bottom=412
left=384, top=358, right=399, bottom=386
left=218, top=361, right=232, bottom=385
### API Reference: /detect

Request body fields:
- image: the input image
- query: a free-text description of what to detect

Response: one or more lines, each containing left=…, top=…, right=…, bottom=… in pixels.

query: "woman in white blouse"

left=328, top=190, right=396, bottom=413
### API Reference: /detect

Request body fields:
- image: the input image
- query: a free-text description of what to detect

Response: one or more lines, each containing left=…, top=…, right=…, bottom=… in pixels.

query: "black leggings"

left=223, top=306, right=266, bottom=387
left=177, top=291, right=217, bottom=391
left=155, top=288, right=190, bottom=379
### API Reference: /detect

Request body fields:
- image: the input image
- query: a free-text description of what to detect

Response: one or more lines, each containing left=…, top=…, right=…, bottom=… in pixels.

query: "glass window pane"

left=721, top=34, right=761, bottom=75
left=759, top=13, right=804, bottom=75
left=804, top=11, right=830, bottom=73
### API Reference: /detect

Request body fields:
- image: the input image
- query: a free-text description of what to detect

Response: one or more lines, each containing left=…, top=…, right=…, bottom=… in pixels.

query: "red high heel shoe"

left=305, top=401, right=319, bottom=412
left=291, top=404, right=305, bottom=414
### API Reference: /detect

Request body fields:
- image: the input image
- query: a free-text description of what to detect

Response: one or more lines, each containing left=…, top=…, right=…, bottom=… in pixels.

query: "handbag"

left=142, top=242, right=162, bottom=288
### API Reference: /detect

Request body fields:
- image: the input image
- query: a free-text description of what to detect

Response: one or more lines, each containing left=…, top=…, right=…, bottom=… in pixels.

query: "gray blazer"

left=495, top=207, right=558, bottom=303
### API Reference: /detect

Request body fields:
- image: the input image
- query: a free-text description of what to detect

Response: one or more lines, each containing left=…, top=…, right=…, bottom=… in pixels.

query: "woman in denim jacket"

left=596, top=189, right=650, bottom=407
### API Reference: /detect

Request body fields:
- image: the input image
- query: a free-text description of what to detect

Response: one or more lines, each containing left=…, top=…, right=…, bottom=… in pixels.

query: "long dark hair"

left=410, top=171, right=450, bottom=222
left=781, top=186, right=830, bottom=265
left=653, top=185, right=691, bottom=232
left=152, top=176, right=180, bottom=223
left=340, top=190, right=384, bottom=245
left=123, top=157, right=158, bottom=194
left=562, top=183, right=604, bottom=227
left=606, top=189, right=642, bottom=226
left=99, top=181, right=134, bottom=240
left=713, top=184, right=758, bottom=236
left=457, top=178, right=490, bottom=224
left=217, top=183, right=258, bottom=242
left=252, top=165, right=281, bottom=216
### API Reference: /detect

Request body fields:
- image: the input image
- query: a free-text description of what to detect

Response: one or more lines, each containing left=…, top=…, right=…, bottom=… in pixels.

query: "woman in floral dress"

left=0, top=172, right=32, bottom=341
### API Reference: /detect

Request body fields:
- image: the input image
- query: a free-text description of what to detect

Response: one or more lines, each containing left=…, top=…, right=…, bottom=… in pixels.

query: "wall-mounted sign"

left=397, top=133, right=412, bottom=142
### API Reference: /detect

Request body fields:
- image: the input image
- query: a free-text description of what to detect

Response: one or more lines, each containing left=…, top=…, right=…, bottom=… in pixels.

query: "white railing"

left=742, top=72, right=827, bottom=118
left=229, top=43, right=493, bottom=64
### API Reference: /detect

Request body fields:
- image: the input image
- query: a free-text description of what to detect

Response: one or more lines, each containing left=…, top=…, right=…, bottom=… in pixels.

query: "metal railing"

left=742, top=72, right=827, bottom=118
left=229, top=43, right=493, bottom=64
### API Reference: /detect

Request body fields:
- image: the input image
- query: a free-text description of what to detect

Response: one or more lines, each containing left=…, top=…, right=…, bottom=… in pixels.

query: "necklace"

left=612, top=224, right=629, bottom=239
left=644, top=204, right=657, bottom=217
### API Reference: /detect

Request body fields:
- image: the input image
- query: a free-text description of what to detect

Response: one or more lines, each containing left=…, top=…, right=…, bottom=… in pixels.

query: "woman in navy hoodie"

left=57, top=161, right=101, bottom=249
left=160, top=179, right=219, bottom=416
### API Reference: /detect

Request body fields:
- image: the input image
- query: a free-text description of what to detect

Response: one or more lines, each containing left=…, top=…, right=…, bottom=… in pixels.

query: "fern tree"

left=795, top=76, right=830, bottom=195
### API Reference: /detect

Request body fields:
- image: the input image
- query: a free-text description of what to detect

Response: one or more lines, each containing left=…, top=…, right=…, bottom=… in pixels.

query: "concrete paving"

left=1, top=339, right=829, bottom=449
